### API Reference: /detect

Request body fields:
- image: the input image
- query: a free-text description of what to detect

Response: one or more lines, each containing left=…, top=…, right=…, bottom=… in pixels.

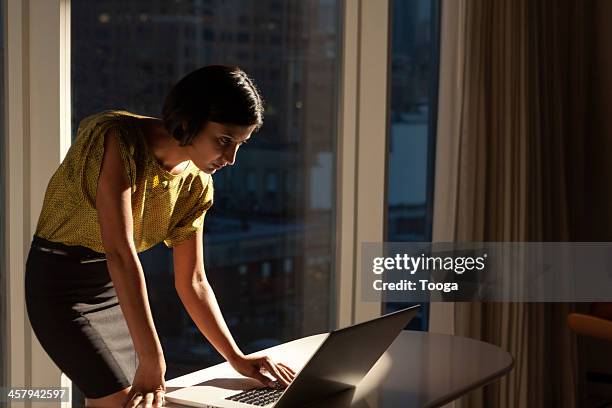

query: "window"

left=384, top=0, right=441, bottom=330
left=72, top=0, right=340, bottom=381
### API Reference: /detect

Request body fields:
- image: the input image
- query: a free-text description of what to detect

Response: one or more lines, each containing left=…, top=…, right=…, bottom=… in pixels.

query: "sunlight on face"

left=186, top=121, right=257, bottom=174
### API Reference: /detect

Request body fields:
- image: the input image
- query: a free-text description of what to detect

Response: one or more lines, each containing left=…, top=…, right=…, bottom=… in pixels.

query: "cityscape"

left=72, top=0, right=341, bottom=379
left=71, top=0, right=437, bottom=380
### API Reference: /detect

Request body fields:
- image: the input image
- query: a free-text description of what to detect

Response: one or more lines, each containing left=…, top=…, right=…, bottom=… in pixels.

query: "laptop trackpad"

left=197, top=377, right=263, bottom=390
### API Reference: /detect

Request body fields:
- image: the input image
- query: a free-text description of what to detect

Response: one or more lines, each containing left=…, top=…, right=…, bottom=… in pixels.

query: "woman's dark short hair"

left=162, top=65, right=264, bottom=146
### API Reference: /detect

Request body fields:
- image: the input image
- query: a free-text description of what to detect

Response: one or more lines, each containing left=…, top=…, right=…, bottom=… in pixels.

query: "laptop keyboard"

left=225, top=387, right=284, bottom=406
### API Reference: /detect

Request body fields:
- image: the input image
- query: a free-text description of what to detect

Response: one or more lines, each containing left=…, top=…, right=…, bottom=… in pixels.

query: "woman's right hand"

left=124, top=356, right=167, bottom=408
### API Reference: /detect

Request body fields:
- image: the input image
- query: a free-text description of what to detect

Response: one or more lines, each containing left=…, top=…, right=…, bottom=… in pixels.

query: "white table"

left=164, top=331, right=513, bottom=408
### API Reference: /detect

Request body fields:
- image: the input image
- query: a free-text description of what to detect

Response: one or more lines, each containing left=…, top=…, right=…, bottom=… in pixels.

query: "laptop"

left=165, top=305, right=420, bottom=407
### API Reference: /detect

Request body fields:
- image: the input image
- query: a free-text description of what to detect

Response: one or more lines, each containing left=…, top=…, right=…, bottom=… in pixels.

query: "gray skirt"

left=24, top=235, right=138, bottom=399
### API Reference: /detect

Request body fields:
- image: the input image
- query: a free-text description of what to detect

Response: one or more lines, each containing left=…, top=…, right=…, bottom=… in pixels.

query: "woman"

left=25, top=65, right=296, bottom=408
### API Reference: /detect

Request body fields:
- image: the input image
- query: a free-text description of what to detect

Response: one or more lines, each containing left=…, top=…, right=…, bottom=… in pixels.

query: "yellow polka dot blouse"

left=34, top=109, right=214, bottom=253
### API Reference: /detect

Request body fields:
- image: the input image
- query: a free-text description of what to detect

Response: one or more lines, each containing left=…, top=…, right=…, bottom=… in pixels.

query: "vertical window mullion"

left=335, top=0, right=360, bottom=328
left=354, top=0, right=390, bottom=323
left=29, top=0, right=71, bottom=399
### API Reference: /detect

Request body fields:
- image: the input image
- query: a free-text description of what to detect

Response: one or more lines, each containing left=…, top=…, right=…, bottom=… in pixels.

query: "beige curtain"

left=433, top=0, right=606, bottom=406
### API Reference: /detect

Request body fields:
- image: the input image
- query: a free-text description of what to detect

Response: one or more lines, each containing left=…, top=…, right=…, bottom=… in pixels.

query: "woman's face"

left=185, top=121, right=257, bottom=174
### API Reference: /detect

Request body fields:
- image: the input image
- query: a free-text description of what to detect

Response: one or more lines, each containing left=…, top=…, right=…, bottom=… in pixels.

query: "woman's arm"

left=173, top=228, right=296, bottom=387
left=96, top=128, right=163, bottom=361
left=173, top=227, right=243, bottom=363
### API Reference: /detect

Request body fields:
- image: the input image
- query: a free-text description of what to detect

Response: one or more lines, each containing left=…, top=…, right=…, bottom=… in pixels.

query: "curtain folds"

left=433, top=0, right=603, bottom=406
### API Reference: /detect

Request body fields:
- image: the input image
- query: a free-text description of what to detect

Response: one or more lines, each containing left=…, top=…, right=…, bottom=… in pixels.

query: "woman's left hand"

left=229, top=354, right=297, bottom=388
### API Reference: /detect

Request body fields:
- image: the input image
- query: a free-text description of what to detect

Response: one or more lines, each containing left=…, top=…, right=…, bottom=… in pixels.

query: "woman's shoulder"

left=72, top=109, right=148, bottom=174
left=77, top=109, right=138, bottom=134
left=75, top=110, right=147, bottom=155
left=179, top=170, right=214, bottom=207
left=182, top=170, right=213, bottom=201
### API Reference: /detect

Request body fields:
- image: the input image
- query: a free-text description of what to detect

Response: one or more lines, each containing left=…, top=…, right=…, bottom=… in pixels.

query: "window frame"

left=5, top=0, right=72, bottom=404
left=0, top=0, right=6, bottom=394
left=5, top=0, right=414, bottom=397
left=335, top=0, right=390, bottom=327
